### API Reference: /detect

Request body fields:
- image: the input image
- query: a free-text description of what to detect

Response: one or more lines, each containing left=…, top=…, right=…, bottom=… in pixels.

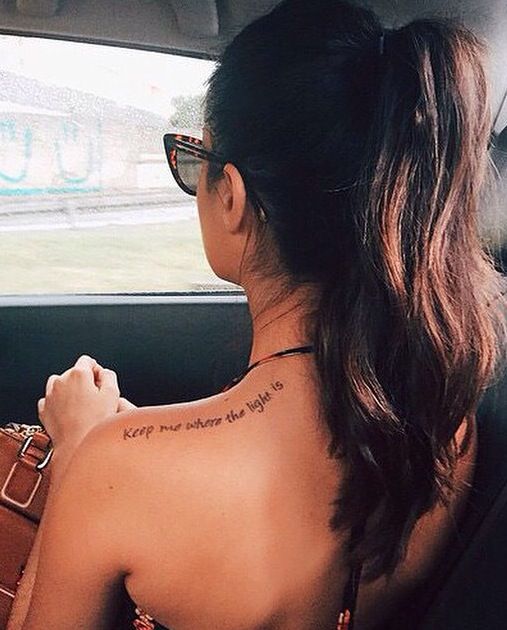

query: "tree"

left=169, top=94, right=204, bottom=130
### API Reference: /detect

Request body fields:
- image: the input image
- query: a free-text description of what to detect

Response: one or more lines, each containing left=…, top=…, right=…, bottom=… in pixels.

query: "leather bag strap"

left=0, top=427, right=53, bottom=628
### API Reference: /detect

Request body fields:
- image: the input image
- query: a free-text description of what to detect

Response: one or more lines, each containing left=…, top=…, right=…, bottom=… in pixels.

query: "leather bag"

left=0, top=425, right=133, bottom=630
left=0, top=424, right=52, bottom=629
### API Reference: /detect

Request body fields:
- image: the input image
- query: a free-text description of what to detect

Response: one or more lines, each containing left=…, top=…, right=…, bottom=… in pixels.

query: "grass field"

left=0, top=218, right=232, bottom=293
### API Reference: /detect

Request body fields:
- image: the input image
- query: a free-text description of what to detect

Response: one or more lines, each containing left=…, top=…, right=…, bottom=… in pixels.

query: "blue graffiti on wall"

left=0, top=118, right=103, bottom=195
left=54, top=120, right=98, bottom=185
left=0, top=121, right=33, bottom=184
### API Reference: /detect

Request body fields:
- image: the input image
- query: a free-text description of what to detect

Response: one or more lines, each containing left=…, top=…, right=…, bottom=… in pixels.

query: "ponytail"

left=315, top=19, right=506, bottom=580
left=205, top=0, right=507, bottom=581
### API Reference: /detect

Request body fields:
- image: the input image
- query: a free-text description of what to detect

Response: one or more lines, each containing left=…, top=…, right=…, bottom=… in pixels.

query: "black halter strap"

left=222, top=345, right=314, bottom=392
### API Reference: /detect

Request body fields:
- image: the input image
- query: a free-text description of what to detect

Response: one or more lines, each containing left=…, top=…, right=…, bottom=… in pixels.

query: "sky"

left=0, top=34, right=215, bottom=116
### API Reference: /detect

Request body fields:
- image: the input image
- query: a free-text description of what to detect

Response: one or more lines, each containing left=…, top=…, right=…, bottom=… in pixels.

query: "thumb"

left=117, top=397, right=137, bottom=411
left=96, top=367, right=119, bottom=395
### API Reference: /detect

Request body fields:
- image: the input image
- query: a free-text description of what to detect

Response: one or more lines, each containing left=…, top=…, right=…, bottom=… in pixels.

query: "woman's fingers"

left=54, top=355, right=97, bottom=388
left=43, top=357, right=117, bottom=405
left=37, top=355, right=123, bottom=451
left=96, top=367, right=119, bottom=394
left=45, top=374, right=58, bottom=396
left=70, top=355, right=99, bottom=385
left=74, top=354, right=98, bottom=369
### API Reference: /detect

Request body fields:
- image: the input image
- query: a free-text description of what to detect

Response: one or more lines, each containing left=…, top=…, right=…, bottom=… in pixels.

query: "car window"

left=0, top=35, right=235, bottom=294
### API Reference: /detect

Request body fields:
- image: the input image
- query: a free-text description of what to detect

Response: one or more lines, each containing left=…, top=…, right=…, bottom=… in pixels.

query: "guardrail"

left=0, top=187, right=196, bottom=231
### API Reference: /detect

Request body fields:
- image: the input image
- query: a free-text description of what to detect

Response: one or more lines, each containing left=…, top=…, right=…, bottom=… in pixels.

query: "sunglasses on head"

left=163, top=133, right=268, bottom=222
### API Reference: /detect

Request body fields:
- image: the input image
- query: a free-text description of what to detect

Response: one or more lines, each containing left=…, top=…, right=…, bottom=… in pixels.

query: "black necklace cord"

left=222, top=344, right=314, bottom=392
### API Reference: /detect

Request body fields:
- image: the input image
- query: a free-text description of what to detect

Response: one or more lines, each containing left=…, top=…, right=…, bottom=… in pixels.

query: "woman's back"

left=117, top=353, right=476, bottom=630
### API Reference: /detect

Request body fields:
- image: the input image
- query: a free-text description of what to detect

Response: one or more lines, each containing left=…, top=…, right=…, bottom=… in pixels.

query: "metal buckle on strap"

left=18, top=434, right=54, bottom=470
left=0, top=433, right=52, bottom=509
left=0, top=584, right=15, bottom=600
left=0, top=462, right=42, bottom=509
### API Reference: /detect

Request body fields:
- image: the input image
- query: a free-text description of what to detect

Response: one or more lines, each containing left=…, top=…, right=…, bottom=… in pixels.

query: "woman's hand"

left=38, top=355, right=120, bottom=454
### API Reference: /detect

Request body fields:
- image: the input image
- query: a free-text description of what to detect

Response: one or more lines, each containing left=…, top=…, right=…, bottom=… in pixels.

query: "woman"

left=7, top=0, right=506, bottom=628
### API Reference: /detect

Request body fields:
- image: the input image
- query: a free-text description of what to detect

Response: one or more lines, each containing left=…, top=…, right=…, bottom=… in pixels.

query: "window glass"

left=0, top=35, right=235, bottom=293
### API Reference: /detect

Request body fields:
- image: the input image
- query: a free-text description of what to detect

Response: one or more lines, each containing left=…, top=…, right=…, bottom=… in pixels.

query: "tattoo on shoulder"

left=121, top=380, right=285, bottom=442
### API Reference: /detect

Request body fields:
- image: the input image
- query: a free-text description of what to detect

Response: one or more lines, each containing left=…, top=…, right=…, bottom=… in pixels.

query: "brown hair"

left=205, top=0, right=507, bottom=580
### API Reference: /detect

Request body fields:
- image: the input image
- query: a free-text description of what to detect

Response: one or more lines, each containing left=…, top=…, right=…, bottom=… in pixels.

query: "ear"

left=216, top=163, right=249, bottom=234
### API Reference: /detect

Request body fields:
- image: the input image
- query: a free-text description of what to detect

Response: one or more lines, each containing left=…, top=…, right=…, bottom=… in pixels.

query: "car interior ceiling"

left=0, top=1, right=506, bottom=629
left=0, top=2, right=505, bottom=105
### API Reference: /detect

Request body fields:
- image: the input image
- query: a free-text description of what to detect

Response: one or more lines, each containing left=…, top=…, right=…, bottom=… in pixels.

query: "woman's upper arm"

left=21, top=424, right=131, bottom=630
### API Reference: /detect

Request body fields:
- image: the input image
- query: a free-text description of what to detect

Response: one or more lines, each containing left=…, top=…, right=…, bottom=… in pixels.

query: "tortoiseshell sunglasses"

left=162, top=133, right=268, bottom=222
left=163, top=133, right=226, bottom=196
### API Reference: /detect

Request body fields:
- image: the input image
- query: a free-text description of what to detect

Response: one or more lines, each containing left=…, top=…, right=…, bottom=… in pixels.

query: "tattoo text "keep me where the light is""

left=122, top=380, right=284, bottom=441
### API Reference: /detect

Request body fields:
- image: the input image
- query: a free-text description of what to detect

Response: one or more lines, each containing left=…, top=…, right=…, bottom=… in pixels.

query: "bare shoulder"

left=86, top=393, right=277, bottom=597
left=102, top=391, right=243, bottom=458
left=112, top=398, right=227, bottom=445
left=103, top=375, right=291, bottom=456
left=79, top=367, right=323, bottom=532
left=90, top=390, right=258, bottom=519
left=74, top=371, right=341, bottom=623
left=85, top=370, right=318, bottom=526
left=93, top=397, right=229, bottom=489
